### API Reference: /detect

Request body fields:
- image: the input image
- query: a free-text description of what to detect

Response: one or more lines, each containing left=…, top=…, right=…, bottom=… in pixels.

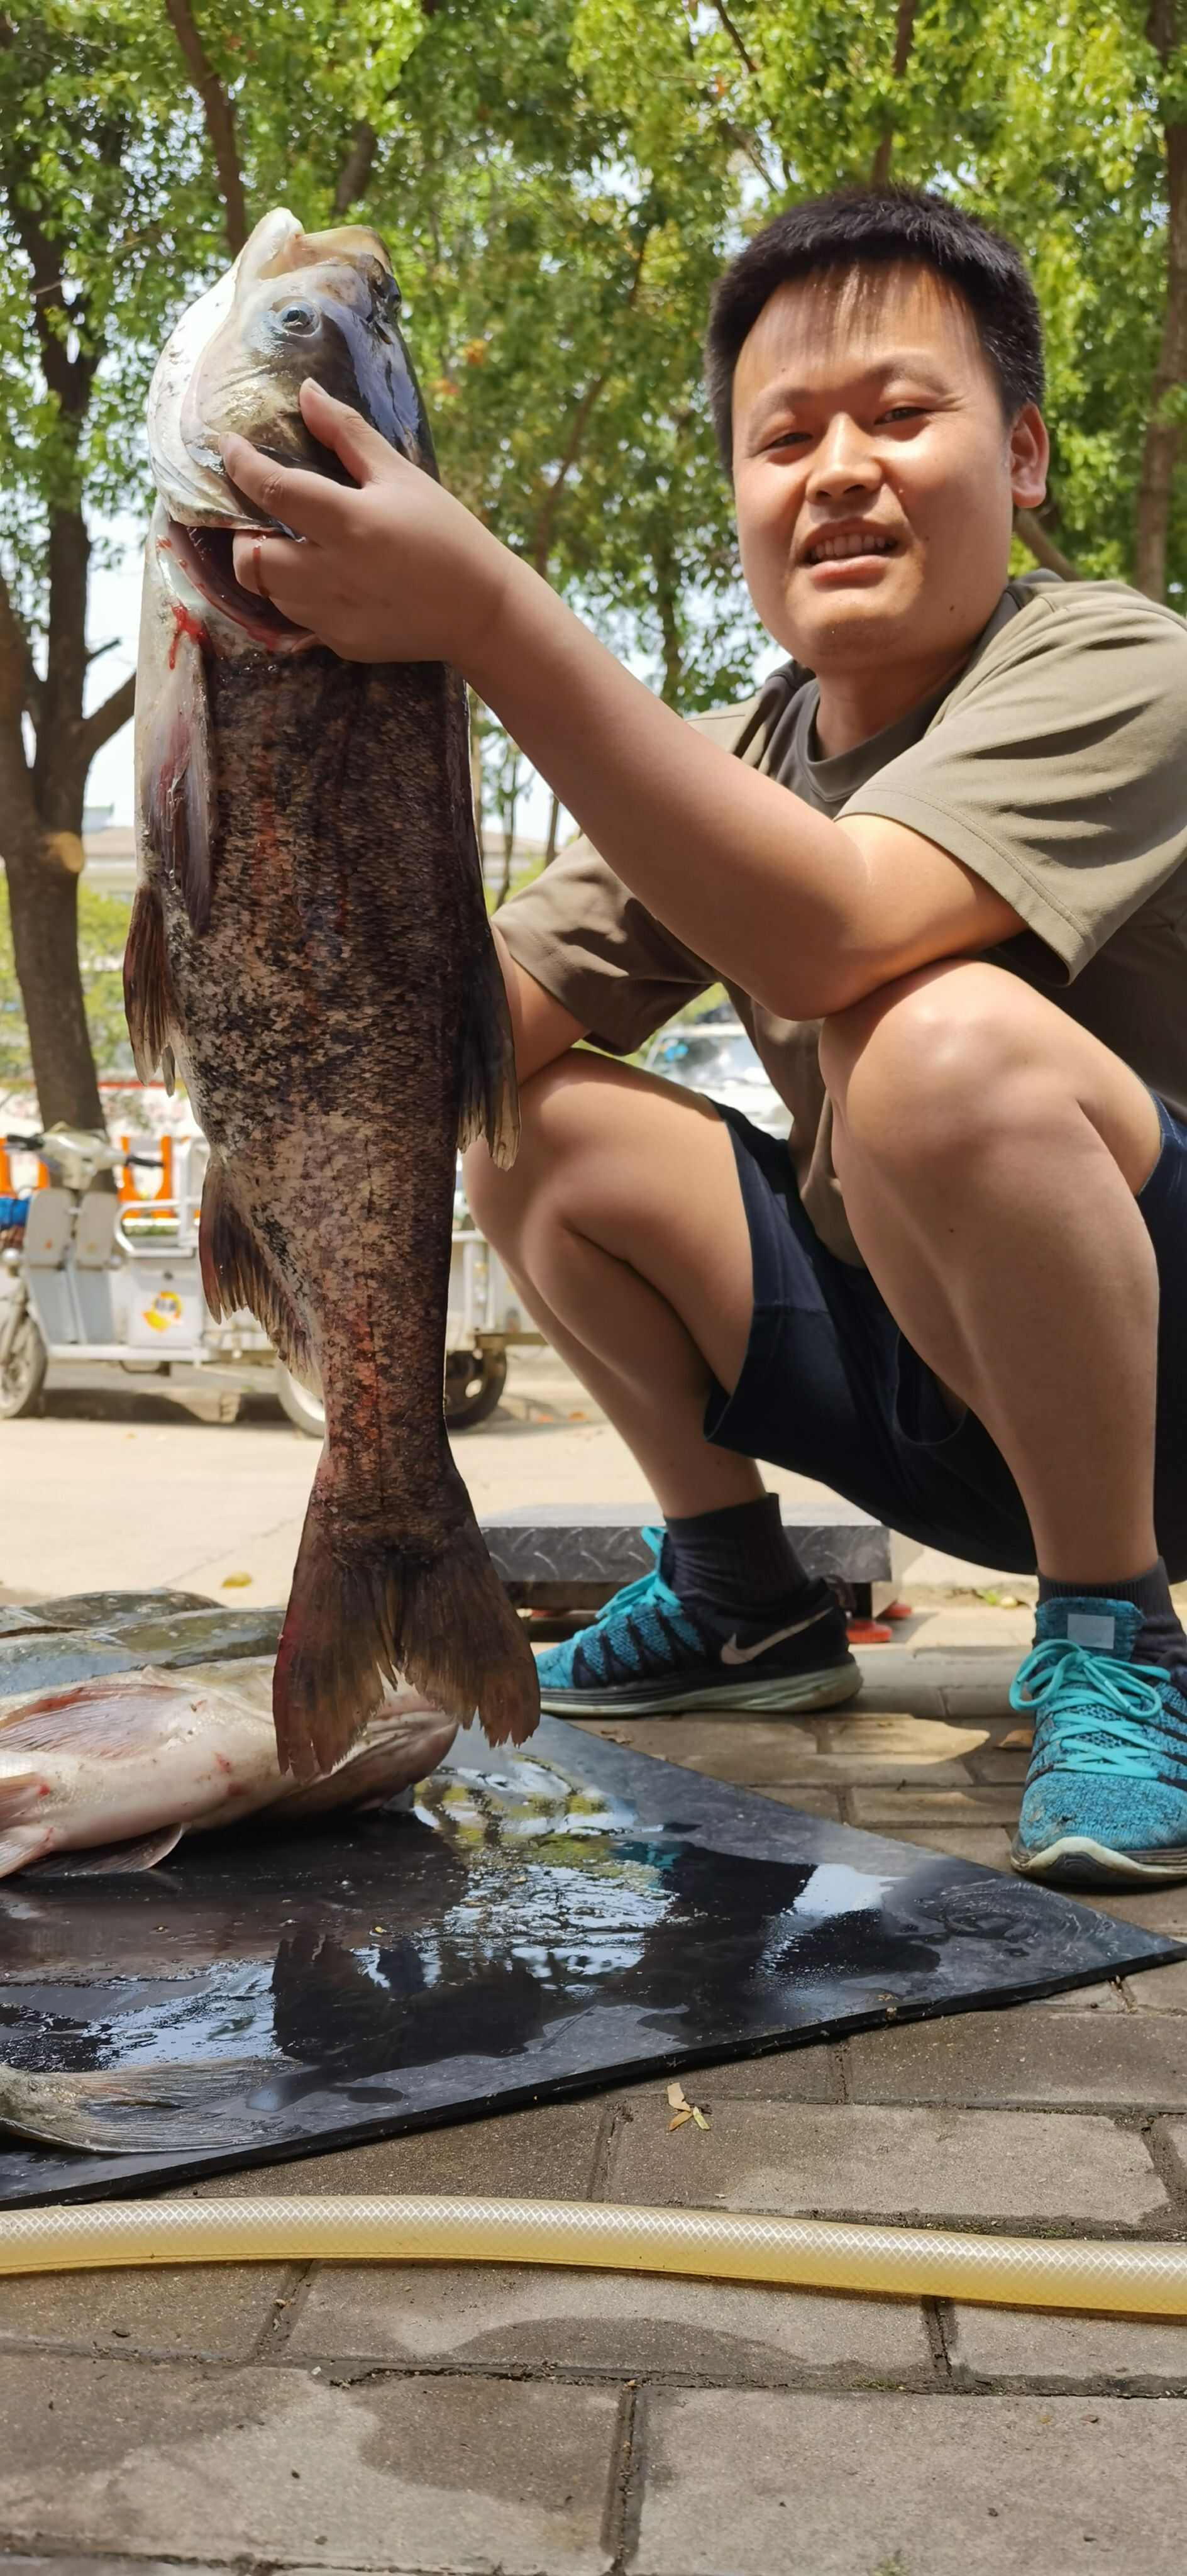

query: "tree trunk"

left=4, top=840, right=105, bottom=1130
left=544, top=790, right=561, bottom=865
left=654, top=546, right=684, bottom=706
left=1136, top=4, right=1187, bottom=600
left=872, top=0, right=919, bottom=184
left=495, top=752, right=521, bottom=907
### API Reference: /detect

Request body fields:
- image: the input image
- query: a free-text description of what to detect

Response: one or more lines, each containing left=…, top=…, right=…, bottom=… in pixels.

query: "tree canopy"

left=1, top=0, right=1186, bottom=1108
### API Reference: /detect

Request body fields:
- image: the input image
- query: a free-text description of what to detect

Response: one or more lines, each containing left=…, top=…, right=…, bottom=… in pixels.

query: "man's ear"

left=1009, top=403, right=1049, bottom=511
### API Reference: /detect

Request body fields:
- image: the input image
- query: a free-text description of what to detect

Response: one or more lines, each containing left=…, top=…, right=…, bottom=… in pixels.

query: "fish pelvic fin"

left=457, top=923, right=520, bottom=1170
left=123, top=880, right=175, bottom=1084
left=273, top=1484, right=539, bottom=1781
left=199, top=1158, right=313, bottom=1380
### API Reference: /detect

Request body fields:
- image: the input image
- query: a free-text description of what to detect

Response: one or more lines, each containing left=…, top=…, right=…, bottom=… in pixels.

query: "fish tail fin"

left=457, top=928, right=519, bottom=1170
left=273, top=1487, right=539, bottom=1781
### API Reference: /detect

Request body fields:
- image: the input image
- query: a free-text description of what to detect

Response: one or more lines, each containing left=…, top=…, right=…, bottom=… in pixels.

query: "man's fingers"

left=298, top=379, right=402, bottom=487
left=231, top=528, right=310, bottom=602
left=218, top=432, right=351, bottom=546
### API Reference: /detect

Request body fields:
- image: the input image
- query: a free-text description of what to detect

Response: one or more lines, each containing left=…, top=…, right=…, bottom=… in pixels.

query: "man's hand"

left=223, top=379, right=510, bottom=665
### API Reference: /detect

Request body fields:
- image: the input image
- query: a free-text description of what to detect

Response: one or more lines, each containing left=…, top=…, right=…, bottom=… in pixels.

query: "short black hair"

left=705, top=184, right=1044, bottom=470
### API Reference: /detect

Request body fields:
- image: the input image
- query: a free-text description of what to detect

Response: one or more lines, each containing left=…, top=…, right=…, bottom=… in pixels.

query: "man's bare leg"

left=819, top=958, right=1163, bottom=1581
left=465, top=1050, right=857, bottom=1713
left=465, top=1051, right=761, bottom=1515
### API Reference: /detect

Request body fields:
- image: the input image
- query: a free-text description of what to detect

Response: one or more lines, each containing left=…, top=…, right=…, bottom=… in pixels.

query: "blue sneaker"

left=1012, top=1597, right=1187, bottom=1887
left=534, top=1524, right=859, bottom=1717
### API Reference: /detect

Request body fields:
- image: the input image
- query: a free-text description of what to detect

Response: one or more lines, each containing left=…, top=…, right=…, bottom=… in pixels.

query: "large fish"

left=0, top=1658, right=459, bottom=1879
left=127, top=208, right=538, bottom=1779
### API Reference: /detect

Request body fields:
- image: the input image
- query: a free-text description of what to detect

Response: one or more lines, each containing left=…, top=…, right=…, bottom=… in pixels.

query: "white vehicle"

left=642, top=1015, right=790, bottom=1136
left=0, top=1124, right=541, bottom=1435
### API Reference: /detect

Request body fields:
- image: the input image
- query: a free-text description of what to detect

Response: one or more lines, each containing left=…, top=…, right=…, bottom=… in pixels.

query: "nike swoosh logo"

left=719, top=1605, right=835, bottom=1665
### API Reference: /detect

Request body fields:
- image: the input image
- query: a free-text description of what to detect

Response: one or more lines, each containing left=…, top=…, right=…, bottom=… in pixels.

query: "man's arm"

left=492, top=923, right=588, bottom=1081
left=224, top=388, right=1023, bottom=1022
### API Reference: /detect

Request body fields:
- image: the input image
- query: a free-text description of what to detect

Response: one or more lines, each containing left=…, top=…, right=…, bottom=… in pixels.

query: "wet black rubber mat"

left=1, top=1704, right=1180, bottom=2207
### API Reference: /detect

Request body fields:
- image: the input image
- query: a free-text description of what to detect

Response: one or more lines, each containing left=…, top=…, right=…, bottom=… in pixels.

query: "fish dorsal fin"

left=457, top=927, right=520, bottom=1171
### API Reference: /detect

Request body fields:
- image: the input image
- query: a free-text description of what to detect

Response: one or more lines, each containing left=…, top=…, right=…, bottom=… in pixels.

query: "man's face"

left=731, top=264, right=1047, bottom=684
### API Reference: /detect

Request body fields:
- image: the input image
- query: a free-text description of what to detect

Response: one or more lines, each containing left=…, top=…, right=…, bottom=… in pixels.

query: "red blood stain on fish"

left=168, top=600, right=207, bottom=669
left=215, top=1753, right=233, bottom=1772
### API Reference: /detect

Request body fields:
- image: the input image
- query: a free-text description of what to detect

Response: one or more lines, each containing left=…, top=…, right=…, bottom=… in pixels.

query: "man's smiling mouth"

left=803, top=530, right=898, bottom=565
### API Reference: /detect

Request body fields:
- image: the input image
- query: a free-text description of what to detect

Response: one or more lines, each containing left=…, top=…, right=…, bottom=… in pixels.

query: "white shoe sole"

left=537, top=1658, right=861, bottom=1720
left=1012, top=1832, right=1187, bottom=1888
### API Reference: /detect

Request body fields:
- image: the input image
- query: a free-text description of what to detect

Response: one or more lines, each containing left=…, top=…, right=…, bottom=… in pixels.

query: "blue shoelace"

left=1011, top=1637, right=1187, bottom=1781
left=549, top=1526, right=703, bottom=1685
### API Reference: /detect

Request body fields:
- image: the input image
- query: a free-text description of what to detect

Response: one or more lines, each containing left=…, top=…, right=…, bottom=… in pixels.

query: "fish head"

left=147, top=207, right=431, bottom=650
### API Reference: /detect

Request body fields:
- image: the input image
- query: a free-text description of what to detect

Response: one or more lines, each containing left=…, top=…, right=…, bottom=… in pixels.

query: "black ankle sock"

left=664, top=1492, right=826, bottom=1621
left=1038, top=1559, right=1187, bottom=1671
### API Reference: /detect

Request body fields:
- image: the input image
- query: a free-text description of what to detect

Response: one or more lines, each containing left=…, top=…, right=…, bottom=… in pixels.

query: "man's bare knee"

left=820, top=959, right=1160, bottom=1192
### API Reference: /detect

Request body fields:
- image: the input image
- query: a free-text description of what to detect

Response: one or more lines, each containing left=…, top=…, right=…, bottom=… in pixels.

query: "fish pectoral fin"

left=0, top=1771, right=45, bottom=1822
left=26, top=1821, right=186, bottom=1877
left=199, top=1158, right=312, bottom=1378
left=143, top=624, right=218, bottom=935
left=457, top=926, right=520, bottom=1170
left=0, top=1824, right=55, bottom=1879
left=123, top=880, right=175, bottom=1085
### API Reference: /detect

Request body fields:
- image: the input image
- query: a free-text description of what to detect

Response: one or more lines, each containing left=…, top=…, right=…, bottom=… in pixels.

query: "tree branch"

left=529, top=235, right=652, bottom=576
left=712, top=3, right=759, bottom=77
left=80, top=669, right=136, bottom=760
left=163, top=0, right=248, bottom=257
left=872, top=0, right=920, bottom=185
left=334, top=119, right=378, bottom=214
left=1014, top=507, right=1079, bottom=580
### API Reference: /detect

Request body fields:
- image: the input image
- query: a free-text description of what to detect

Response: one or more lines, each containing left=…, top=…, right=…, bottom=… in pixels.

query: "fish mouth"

left=165, top=516, right=314, bottom=653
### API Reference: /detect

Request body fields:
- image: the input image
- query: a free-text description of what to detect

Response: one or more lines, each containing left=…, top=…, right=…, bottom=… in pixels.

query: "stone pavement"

left=4, top=1623, right=1187, bottom=2574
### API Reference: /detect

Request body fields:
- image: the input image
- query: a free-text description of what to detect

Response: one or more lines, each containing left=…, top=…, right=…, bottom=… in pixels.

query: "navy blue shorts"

left=704, top=1094, right=1187, bottom=1583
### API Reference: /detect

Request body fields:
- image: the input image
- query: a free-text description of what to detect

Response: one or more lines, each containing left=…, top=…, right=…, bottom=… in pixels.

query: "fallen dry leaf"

left=221, top=1572, right=253, bottom=1589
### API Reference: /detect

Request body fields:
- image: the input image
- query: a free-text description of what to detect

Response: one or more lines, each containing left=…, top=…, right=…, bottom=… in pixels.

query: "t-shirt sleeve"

left=839, top=589, right=1187, bottom=981
left=495, top=828, right=713, bottom=1053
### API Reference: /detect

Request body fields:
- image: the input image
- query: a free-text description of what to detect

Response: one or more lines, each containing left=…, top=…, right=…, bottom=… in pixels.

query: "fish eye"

left=277, top=301, right=319, bottom=335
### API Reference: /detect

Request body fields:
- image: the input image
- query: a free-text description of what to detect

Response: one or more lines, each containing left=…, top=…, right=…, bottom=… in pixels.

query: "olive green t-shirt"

left=497, top=574, right=1187, bottom=1263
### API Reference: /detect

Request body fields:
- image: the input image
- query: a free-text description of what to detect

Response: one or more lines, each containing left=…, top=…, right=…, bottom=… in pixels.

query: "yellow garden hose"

left=3, top=2194, right=1187, bottom=2316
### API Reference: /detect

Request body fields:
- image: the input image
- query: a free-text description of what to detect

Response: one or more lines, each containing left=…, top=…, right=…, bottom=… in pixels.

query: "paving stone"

left=707, top=1782, right=843, bottom=1819
left=606, top=2097, right=1164, bottom=2226
left=846, top=2009, right=1187, bottom=2107
left=0, top=2259, right=289, bottom=2359
left=0, top=2353, right=619, bottom=2573
left=289, top=2258, right=932, bottom=2384
left=849, top=1783, right=1022, bottom=1825
left=186, top=2099, right=602, bottom=2201
left=964, top=1744, right=1030, bottom=1781
left=1126, top=1957, right=1187, bottom=2011
left=616, top=2046, right=841, bottom=2105
left=629, top=2388, right=1187, bottom=2574
left=947, top=2301, right=1187, bottom=2385
left=942, top=1682, right=1026, bottom=1719
left=568, top=1714, right=973, bottom=1787
left=886, top=1824, right=1013, bottom=1869
left=1084, top=1888, right=1187, bottom=1936
left=898, top=1608, right=1034, bottom=1651
left=815, top=1713, right=989, bottom=1762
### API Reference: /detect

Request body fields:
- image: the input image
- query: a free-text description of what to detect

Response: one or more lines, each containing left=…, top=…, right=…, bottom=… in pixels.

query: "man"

left=226, top=184, right=1187, bottom=1890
